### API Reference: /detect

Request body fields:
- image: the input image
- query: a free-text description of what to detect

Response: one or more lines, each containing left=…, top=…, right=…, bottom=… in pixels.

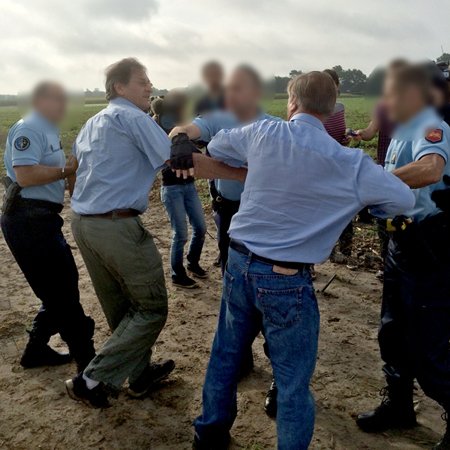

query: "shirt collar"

left=290, top=113, right=325, bottom=131
left=394, top=107, right=437, bottom=138
left=109, top=96, right=146, bottom=112
left=28, top=110, right=59, bottom=132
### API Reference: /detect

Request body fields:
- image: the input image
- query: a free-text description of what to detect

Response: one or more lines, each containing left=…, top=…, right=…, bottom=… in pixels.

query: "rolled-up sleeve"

left=356, top=154, right=416, bottom=218
left=413, top=132, right=449, bottom=163
left=131, top=115, right=171, bottom=169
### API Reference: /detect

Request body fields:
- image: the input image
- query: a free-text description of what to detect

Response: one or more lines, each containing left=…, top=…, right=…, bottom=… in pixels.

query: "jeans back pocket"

left=257, top=286, right=305, bottom=328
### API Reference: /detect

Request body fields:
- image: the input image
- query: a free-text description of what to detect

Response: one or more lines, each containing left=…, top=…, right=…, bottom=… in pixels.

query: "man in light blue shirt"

left=191, top=72, right=414, bottom=450
left=356, top=64, right=450, bottom=450
left=66, top=58, right=247, bottom=409
left=1, top=81, right=95, bottom=373
left=66, top=58, right=176, bottom=408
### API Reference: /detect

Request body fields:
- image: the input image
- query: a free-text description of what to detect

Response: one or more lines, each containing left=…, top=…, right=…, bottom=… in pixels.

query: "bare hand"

left=64, top=155, right=78, bottom=177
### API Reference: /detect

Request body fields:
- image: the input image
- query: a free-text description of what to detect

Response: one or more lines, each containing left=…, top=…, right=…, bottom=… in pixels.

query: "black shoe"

left=128, top=360, right=175, bottom=398
left=172, top=274, right=198, bottom=289
left=193, top=433, right=230, bottom=450
left=65, top=373, right=110, bottom=408
left=264, top=379, right=278, bottom=419
left=356, top=385, right=417, bottom=432
left=187, top=262, right=208, bottom=279
left=20, top=341, right=72, bottom=368
left=434, top=412, right=450, bottom=450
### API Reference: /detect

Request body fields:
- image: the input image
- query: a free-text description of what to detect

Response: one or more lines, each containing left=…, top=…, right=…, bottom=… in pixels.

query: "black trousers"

left=214, top=198, right=240, bottom=275
left=1, top=202, right=93, bottom=350
left=379, top=237, right=450, bottom=409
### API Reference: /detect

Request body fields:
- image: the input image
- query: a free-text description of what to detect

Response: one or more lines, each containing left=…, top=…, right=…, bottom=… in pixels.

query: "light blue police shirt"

left=208, top=113, right=416, bottom=263
left=384, top=107, right=450, bottom=222
left=71, top=97, right=171, bottom=215
left=4, top=111, right=65, bottom=204
left=192, top=110, right=278, bottom=201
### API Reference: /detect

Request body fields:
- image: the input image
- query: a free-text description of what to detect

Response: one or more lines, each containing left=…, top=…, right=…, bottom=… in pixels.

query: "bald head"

left=287, top=71, right=337, bottom=120
left=31, top=81, right=67, bottom=124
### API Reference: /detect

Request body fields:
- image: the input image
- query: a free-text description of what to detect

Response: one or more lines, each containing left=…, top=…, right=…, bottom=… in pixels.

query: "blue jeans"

left=194, top=247, right=320, bottom=449
left=161, top=183, right=207, bottom=277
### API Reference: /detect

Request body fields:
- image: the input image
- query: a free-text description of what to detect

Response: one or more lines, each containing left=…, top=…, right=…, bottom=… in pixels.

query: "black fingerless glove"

left=170, top=133, right=197, bottom=170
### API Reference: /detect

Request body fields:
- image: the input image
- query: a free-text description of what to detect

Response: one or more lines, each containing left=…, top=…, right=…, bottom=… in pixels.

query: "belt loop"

left=245, top=250, right=253, bottom=274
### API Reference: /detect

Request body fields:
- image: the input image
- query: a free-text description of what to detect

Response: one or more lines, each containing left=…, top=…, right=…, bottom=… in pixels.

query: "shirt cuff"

left=11, top=158, right=40, bottom=166
left=415, top=148, right=448, bottom=163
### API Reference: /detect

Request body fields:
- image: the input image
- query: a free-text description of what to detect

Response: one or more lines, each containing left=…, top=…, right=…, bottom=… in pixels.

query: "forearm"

left=67, top=174, right=76, bottom=196
left=359, top=121, right=378, bottom=141
left=393, top=155, right=445, bottom=188
left=14, top=165, right=64, bottom=188
left=169, top=123, right=202, bottom=140
left=193, top=153, right=247, bottom=182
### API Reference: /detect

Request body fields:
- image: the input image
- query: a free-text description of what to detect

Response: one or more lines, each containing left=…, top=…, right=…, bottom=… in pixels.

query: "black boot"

left=264, top=379, right=278, bottom=419
left=20, top=331, right=72, bottom=368
left=356, top=378, right=417, bottom=432
left=66, top=316, right=96, bottom=372
left=434, top=412, right=450, bottom=450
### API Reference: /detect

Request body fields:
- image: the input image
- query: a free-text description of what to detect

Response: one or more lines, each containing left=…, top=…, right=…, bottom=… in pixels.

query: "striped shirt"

left=375, top=103, right=395, bottom=166
left=324, top=103, right=347, bottom=144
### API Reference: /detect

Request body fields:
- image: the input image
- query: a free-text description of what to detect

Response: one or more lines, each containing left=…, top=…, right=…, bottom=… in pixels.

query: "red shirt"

left=324, top=103, right=347, bottom=144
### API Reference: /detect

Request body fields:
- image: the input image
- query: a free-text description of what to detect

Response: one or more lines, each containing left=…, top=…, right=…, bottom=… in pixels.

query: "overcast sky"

left=1, top=0, right=450, bottom=94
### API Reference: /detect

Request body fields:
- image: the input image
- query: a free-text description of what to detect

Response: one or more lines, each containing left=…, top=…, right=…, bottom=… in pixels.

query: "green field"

left=0, top=97, right=378, bottom=175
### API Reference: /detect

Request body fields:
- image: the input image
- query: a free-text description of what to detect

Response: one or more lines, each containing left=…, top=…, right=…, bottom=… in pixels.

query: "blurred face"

left=203, top=64, right=224, bottom=93
left=225, top=69, right=261, bottom=118
left=382, top=75, right=425, bottom=124
left=34, top=84, right=67, bottom=124
left=116, top=69, right=153, bottom=111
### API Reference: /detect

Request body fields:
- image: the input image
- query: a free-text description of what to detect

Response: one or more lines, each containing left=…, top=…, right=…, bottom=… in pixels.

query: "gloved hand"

left=432, top=174, right=450, bottom=213
left=170, top=133, right=197, bottom=171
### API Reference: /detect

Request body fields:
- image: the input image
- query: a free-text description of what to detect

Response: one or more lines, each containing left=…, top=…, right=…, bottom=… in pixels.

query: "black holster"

left=1, top=176, right=22, bottom=215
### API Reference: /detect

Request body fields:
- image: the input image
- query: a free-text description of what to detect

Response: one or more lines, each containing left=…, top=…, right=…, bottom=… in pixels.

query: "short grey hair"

left=287, top=71, right=337, bottom=116
left=105, top=57, right=147, bottom=101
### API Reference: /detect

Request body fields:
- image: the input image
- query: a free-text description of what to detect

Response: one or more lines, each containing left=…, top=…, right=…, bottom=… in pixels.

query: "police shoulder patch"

left=425, top=128, right=443, bottom=144
left=14, top=136, right=31, bottom=151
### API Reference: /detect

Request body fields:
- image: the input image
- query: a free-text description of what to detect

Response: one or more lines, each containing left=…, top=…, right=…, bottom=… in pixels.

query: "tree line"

left=271, top=53, right=450, bottom=95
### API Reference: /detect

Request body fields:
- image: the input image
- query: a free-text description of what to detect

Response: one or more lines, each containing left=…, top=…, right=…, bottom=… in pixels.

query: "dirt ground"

left=0, top=186, right=446, bottom=450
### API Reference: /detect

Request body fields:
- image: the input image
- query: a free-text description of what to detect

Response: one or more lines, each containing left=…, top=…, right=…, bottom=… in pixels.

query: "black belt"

left=230, top=240, right=310, bottom=271
left=81, top=209, right=140, bottom=219
left=16, top=198, right=63, bottom=214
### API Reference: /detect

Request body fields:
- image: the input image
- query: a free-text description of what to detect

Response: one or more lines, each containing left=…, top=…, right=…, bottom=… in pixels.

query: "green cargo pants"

left=71, top=213, right=168, bottom=389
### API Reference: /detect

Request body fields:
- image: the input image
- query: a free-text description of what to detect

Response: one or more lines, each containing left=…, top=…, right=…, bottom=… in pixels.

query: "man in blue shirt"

left=1, top=82, right=95, bottom=372
left=356, top=64, right=450, bottom=450
left=65, top=58, right=246, bottom=408
left=175, top=71, right=415, bottom=450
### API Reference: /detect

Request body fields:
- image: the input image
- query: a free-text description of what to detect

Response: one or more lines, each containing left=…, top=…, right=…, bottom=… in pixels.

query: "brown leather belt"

left=81, top=209, right=140, bottom=219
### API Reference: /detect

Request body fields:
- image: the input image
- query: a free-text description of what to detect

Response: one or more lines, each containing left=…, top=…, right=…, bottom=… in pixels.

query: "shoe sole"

left=127, top=363, right=175, bottom=399
left=172, top=282, right=199, bottom=289
left=65, top=379, right=108, bottom=409
left=187, top=268, right=208, bottom=279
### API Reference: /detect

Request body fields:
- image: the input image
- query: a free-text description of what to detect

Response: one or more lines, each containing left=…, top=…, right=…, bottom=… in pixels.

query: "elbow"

left=426, top=172, right=442, bottom=186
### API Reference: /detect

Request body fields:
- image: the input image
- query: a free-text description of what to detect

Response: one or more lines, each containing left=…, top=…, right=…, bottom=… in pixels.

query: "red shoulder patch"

left=425, top=128, right=443, bottom=143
